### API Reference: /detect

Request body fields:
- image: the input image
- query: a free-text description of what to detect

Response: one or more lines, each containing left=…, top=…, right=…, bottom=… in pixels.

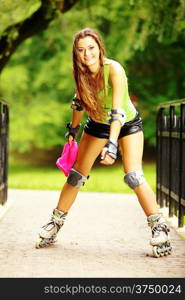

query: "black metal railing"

left=156, top=99, right=185, bottom=227
left=0, top=99, right=9, bottom=205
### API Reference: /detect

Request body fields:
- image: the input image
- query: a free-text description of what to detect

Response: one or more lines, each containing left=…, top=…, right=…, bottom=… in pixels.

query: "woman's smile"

left=77, top=36, right=100, bottom=71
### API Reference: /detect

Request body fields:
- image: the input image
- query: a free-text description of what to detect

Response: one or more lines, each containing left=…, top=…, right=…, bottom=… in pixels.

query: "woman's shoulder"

left=104, top=58, right=126, bottom=77
left=104, top=58, right=125, bottom=71
left=104, top=58, right=112, bottom=65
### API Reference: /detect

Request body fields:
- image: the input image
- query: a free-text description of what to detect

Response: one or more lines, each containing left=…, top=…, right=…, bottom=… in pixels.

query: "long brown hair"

left=73, top=28, right=106, bottom=122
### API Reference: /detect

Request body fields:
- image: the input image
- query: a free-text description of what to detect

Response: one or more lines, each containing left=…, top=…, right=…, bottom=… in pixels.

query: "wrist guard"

left=71, top=97, right=83, bottom=111
left=65, top=123, right=81, bottom=140
left=105, top=139, right=118, bottom=160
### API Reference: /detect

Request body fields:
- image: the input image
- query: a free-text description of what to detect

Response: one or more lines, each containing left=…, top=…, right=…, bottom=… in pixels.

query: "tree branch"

left=0, top=0, right=79, bottom=73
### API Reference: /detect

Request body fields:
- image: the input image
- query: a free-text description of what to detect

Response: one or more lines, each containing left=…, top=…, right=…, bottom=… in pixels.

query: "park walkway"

left=0, top=189, right=185, bottom=278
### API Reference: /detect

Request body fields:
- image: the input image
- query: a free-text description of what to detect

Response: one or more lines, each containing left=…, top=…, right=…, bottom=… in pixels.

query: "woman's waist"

left=86, top=110, right=140, bottom=127
left=88, top=108, right=137, bottom=124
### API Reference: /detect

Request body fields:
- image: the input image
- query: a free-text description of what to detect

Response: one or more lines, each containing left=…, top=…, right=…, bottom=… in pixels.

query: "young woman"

left=35, top=28, right=171, bottom=257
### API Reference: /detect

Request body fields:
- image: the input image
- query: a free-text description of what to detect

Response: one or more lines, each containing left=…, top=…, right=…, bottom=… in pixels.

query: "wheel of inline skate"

left=168, top=247, right=172, bottom=255
left=165, top=242, right=172, bottom=255
left=153, top=246, right=161, bottom=258
left=35, top=236, right=57, bottom=249
left=35, top=237, right=45, bottom=249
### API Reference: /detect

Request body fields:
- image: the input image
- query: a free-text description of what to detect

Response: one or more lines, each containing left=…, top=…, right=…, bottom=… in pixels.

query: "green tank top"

left=92, top=59, right=136, bottom=124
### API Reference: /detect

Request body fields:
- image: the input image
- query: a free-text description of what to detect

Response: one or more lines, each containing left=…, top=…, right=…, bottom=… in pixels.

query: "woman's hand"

left=100, top=146, right=115, bottom=165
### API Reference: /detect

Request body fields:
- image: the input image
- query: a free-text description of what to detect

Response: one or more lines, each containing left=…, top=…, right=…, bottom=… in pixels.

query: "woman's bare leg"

left=57, top=132, right=107, bottom=212
left=36, top=132, right=107, bottom=248
left=119, top=131, right=159, bottom=216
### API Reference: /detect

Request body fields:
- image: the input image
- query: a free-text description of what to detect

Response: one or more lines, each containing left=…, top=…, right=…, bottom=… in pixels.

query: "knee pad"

left=124, top=170, right=145, bottom=189
left=67, top=168, right=89, bottom=187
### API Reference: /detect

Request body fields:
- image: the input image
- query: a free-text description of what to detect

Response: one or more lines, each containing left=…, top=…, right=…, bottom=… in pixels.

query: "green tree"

left=0, top=0, right=78, bottom=72
left=0, top=0, right=184, bottom=161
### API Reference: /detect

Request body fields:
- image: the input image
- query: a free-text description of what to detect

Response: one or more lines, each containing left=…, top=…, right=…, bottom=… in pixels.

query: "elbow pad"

left=108, top=109, right=126, bottom=126
left=71, top=97, right=83, bottom=111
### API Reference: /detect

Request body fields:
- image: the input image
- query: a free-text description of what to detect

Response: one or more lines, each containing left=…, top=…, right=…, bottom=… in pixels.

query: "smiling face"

left=77, top=36, right=100, bottom=69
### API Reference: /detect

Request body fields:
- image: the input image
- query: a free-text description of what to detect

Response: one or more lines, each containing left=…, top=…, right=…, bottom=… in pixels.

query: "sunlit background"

left=0, top=0, right=184, bottom=191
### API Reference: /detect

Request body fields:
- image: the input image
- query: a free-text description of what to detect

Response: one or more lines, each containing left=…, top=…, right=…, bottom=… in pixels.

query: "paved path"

left=0, top=189, right=185, bottom=278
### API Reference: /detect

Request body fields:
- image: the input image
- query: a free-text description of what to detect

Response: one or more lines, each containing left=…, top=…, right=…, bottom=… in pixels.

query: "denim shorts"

left=84, top=112, right=143, bottom=139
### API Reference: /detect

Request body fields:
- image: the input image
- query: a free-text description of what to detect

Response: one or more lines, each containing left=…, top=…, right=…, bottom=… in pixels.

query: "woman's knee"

left=123, top=169, right=146, bottom=189
left=73, top=160, right=90, bottom=176
left=67, top=167, right=90, bottom=188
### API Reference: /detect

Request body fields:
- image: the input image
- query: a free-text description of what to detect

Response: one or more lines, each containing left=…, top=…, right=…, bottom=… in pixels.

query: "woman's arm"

left=71, top=109, right=84, bottom=128
left=66, top=95, right=84, bottom=145
left=100, top=61, right=127, bottom=164
left=71, top=91, right=84, bottom=127
left=109, top=60, right=127, bottom=141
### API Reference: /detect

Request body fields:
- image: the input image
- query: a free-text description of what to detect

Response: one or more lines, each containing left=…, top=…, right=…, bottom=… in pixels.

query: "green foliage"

left=0, top=0, right=185, bottom=157
left=78, top=0, right=185, bottom=60
left=128, top=36, right=185, bottom=145
left=0, top=0, right=41, bottom=35
left=0, top=42, right=72, bottom=152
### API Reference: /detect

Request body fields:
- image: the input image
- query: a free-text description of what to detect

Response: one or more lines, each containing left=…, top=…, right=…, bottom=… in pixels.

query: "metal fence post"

left=179, top=104, right=185, bottom=227
left=169, top=105, right=174, bottom=217
left=0, top=100, right=9, bottom=205
left=157, top=99, right=185, bottom=228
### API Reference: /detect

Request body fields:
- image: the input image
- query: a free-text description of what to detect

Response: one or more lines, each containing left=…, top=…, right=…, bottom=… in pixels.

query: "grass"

left=8, top=161, right=156, bottom=193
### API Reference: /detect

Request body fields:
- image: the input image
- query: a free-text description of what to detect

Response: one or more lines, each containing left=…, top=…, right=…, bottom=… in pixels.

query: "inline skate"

left=35, top=208, right=67, bottom=248
left=147, top=213, right=172, bottom=257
